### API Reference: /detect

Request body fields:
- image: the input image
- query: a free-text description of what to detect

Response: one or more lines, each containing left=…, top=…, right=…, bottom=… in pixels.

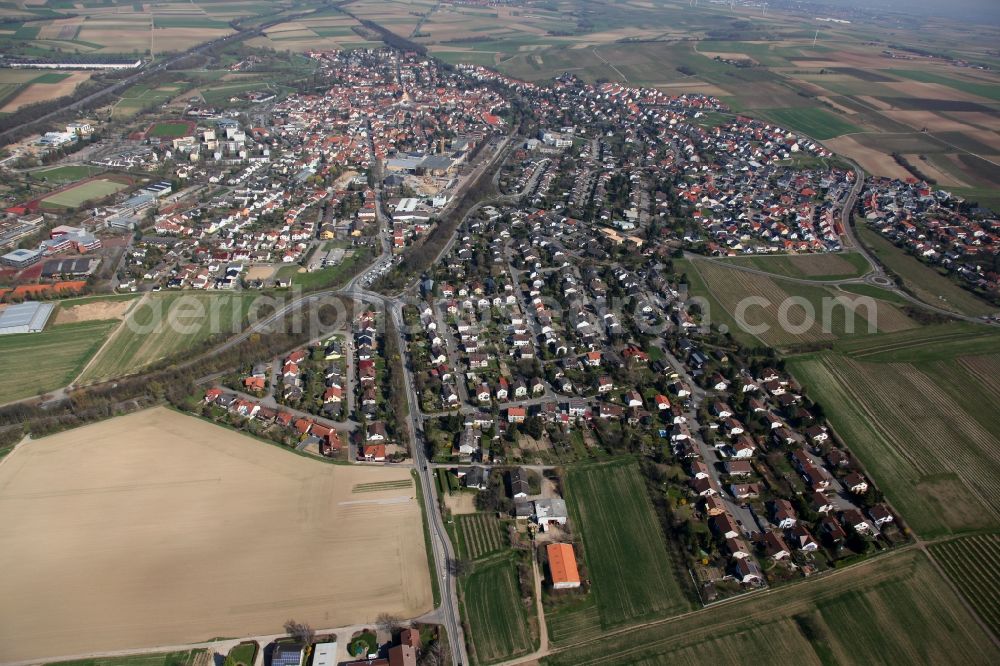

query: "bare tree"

left=283, top=619, right=315, bottom=645
left=375, top=612, right=403, bottom=635
left=419, top=640, right=448, bottom=666
left=447, top=558, right=471, bottom=576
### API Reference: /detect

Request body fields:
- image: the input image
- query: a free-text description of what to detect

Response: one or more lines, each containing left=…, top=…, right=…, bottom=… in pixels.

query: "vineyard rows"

left=457, top=513, right=506, bottom=560
left=929, top=533, right=1000, bottom=638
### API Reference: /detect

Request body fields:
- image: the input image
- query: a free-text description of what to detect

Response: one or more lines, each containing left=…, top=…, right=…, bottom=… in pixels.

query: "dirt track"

left=0, top=408, right=432, bottom=662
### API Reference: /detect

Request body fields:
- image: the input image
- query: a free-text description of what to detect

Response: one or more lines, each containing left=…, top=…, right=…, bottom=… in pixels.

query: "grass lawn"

left=0, top=319, right=117, bottom=403
left=47, top=649, right=206, bottom=666
left=859, top=226, right=996, bottom=317
left=541, top=550, right=994, bottom=666
left=222, top=643, right=256, bottom=666
left=348, top=631, right=377, bottom=658
left=278, top=247, right=374, bottom=291
left=412, top=469, right=441, bottom=608
left=461, top=557, right=535, bottom=665
left=566, top=460, right=690, bottom=628
left=79, top=293, right=252, bottom=383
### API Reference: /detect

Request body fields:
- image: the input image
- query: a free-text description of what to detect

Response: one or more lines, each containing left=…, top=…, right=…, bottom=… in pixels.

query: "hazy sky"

left=832, top=0, right=1000, bottom=24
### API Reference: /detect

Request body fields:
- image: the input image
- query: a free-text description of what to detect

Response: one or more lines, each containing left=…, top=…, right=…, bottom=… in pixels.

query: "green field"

left=0, top=320, right=117, bottom=404
left=687, top=258, right=917, bottom=348
left=222, top=643, right=256, bottom=666
left=30, top=72, right=71, bottom=84
left=788, top=330, right=1000, bottom=537
left=760, top=107, right=861, bottom=140
left=721, top=252, right=871, bottom=281
left=885, top=69, right=1000, bottom=102
left=461, top=558, right=535, bottom=665
left=40, top=177, right=129, bottom=209
left=455, top=513, right=506, bottom=560
left=47, top=649, right=206, bottom=666
left=565, top=461, right=690, bottom=629
left=30, top=165, right=104, bottom=183
left=147, top=121, right=191, bottom=138
left=930, top=532, right=1000, bottom=638
left=837, top=283, right=910, bottom=305
left=79, top=293, right=252, bottom=383
left=545, top=596, right=602, bottom=647
left=541, top=550, right=995, bottom=666
left=859, top=226, right=997, bottom=317
left=277, top=247, right=373, bottom=291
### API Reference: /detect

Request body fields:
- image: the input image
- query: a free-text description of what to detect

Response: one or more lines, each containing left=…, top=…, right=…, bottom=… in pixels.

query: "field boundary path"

left=70, top=292, right=149, bottom=388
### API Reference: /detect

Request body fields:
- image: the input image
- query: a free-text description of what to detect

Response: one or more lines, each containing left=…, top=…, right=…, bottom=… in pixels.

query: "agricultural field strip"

left=542, top=550, right=994, bottom=666
left=463, top=559, right=534, bottom=664
left=929, top=533, right=1000, bottom=637
left=352, top=479, right=413, bottom=493
left=694, top=260, right=838, bottom=345
left=568, top=462, right=688, bottom=627
left=825, top=356, right=1000, bottom=508
left=790, top=353, right=1000, bottom=536
left=547, top=602, right=601, bottom=645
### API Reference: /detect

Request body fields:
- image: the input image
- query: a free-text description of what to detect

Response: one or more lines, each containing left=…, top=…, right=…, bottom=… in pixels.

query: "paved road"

left=3, top=131, right=522, bottom=664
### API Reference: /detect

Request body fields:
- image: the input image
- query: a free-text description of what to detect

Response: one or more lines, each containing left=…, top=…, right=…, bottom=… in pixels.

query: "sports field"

left=79, top=293, right=252, bottom=383
left=541, top=549, right=995, bottom=666
left=30, top=164, right=105, bottom=183
left=788, top=326, right=1000, bottom=537
left=0, top=407, right=432, bottom=662
left=39, top=177, right=130, bottom=209
left=565, top=460, right=689, bottom=628
left=461, top=557, right=535, bottom=665
left=0, top=319, right=117, bottom=404
left=147, top=121, right=192, bottom=138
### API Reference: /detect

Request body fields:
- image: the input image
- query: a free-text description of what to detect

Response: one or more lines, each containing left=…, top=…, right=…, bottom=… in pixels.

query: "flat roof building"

left=0, top=301, right=55, bottom=335
left=1, top=247, right=43, bottom=268
left=547, top=542, right=581, bottom=589
left=312, top=642, right=338, bottom=666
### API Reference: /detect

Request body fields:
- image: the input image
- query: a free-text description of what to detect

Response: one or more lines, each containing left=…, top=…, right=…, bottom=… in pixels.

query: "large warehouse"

left=0, top=301, right=55, bottom=335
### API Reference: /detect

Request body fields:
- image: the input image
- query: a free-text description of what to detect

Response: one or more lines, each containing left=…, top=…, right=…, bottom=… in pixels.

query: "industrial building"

left=0, top=301, right=55, bottom=335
